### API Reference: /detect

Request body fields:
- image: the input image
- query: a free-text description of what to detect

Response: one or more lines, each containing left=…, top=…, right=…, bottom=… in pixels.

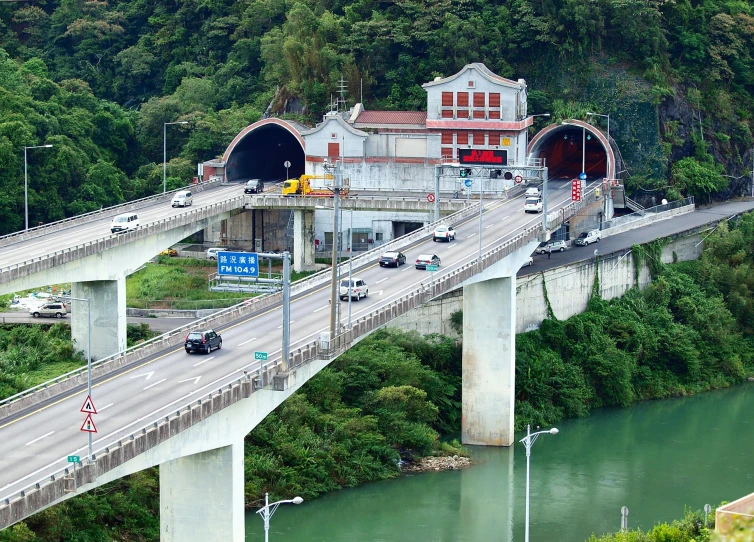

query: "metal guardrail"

left=0, top=180, right=222, bottom=248
left=579, top=197, right=695, bottom=233
left=0, top=204, right=547, bottom=516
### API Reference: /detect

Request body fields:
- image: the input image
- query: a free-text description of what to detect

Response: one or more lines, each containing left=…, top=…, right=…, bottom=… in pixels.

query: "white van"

left=171, top=190, right=193, bottom=207
left=574, top=229, right=601, bottom=246
left=110, top=213, right=139, bottom=234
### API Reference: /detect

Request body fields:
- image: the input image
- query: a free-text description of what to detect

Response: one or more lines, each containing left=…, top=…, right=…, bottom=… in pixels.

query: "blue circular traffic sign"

left=464, top=179, right=473, bottom=188
left=579, top=173, right=587, bottom=180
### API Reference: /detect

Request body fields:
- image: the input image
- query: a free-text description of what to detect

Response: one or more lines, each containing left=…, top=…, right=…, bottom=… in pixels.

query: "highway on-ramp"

left=0, top=181, right=584, bottom=502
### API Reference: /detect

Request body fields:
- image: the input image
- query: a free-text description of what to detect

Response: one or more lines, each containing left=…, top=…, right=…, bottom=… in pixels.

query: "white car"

left=524, top=197, right=543, bottom=213
left=524, top=256, right=533, bottom=266
left=339, top=278, right=368, bottom=300
left=433, top=226, right=456, bottom=242
left=525, top=187, right=541, bottom=198
left=535, top=240, right=568, bottom=254
left=574, top=229, right=601, bottom=246
left=171, top=190, right=193, bottom=207
left=206, top=248, right=222, bottom=260
left=110, top=213, right=139, bottom=234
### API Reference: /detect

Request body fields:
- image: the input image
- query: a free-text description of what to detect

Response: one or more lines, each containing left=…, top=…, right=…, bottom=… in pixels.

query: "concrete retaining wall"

left=716, top=491, right=754, bottom=534
left=600, top=204, right=695, bottom=239
left=389, top=231, right=704, bottom=335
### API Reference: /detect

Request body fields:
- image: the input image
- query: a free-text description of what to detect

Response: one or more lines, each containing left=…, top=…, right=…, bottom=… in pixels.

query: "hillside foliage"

left=1, top=0, right=754, bottom=232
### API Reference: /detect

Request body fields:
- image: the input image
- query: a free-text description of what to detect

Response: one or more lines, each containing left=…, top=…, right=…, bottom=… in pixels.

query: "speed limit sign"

left=514, top=175, right=523, bottom=184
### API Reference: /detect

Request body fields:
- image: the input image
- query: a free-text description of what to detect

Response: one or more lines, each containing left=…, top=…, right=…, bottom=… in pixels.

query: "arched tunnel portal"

left=528, top=120, right=616, bottom=181
left=223, top=119, right=306, bottom=183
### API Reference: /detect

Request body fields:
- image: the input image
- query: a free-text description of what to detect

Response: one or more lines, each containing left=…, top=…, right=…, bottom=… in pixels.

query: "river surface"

left=245, top=383, right=754, bottom=541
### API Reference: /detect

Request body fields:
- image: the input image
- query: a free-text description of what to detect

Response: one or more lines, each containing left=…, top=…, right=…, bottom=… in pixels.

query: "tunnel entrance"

left=223, top=119, right=306, bottom=183
left=528, top=121, right=614, bottom=181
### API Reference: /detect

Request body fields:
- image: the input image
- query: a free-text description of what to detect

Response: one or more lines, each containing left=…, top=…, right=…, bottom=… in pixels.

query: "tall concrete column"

left=293, top=209, right=316, bottom=272
left=462, top=276, right=516, bottom=446
left=71, top=277, right=127, bottom=360
left=160, top=439, right=245, bottom=542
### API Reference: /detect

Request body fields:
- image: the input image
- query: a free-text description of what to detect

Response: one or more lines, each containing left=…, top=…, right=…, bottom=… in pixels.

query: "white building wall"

left=313, top=209, right=432, bottom=249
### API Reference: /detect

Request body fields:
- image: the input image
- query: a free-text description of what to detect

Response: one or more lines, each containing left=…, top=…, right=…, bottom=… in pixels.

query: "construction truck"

left=281, top=174, right=349, bottom=197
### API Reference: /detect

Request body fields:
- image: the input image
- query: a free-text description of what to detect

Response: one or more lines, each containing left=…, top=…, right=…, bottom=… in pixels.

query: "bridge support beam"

left=160, top=439, right=245, bottom=542
left=71, top=277, right=127, bottom=360
left=293, top=209, right=316, bottom=272
left=461, top=276, right=516, bottom=446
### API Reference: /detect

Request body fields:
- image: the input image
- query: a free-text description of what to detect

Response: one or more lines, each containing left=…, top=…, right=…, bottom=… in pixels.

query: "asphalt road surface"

left=0, top=180, right=588, bottom=500
left=0, top=314, right=195, bottom=332
left=520, top=199, right=754, bottom=276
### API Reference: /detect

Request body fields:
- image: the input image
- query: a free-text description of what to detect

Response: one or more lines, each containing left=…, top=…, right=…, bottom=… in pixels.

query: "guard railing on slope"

left=0, top=211, right=545, bottom=528
left=0, top=201, right=482, bottom=419
left=0, top=180, right=222, bottom=249
left=0, top=196, right=247, bottom=286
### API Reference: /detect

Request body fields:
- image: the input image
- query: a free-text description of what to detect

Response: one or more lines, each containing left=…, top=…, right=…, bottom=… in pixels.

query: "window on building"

left=489, top=110, right=501, bottom=120
left=473, top=92, right=485, bottom=107
left=489, top=93, right=501, bottom=107
left=457, top=109, right=469, bottom=119
left=441, top=132, right=454, bottom=144
left=441, top=92, right=453, bottom=106
left=472, top=132, right=485, bottom=146
left=375, top=232, right=384, bottom=241
left=441, top=109, right=454, bottom=119
left=327, top=143, right=340, bottom=158
left=473, top=110, right=486, bottom=119
left=441, top=147, right=453, bottom=160
left=457, top=92, right=469, bottom=107
left=457, top=131, right=469, bottom=145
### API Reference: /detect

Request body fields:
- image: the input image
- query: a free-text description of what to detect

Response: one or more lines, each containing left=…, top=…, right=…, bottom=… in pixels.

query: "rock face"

left=401, top=455, right=472, bottom=474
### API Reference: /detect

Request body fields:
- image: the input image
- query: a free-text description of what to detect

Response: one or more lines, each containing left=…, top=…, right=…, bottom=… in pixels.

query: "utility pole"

left=282, top=251, right=290, bottom=370
left=326, top=160, right=345, bottom=340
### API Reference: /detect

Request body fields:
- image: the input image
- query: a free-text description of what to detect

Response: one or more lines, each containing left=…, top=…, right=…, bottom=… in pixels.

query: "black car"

left=244, top=179, right=264, bottom=194
left=379, top=251, right=407, bottom=267
left=185, top=330, right=222, bottom=354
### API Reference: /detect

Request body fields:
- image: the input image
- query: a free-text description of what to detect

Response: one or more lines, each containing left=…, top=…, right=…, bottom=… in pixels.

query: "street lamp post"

left=323, top=159, right=345, bottom=340
left=587, top=112, right=610, bottom=178
left=163, top=121, right=189, bottom=194
left=520, top=424, right=559, bottom=542
left=23, top=144, right=53, bottom=231
left=256, top=492, right=304, bottom=542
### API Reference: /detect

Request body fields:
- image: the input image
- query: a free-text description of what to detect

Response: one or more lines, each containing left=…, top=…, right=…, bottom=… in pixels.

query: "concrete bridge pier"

left=160, top=439, right=245, bottom=542
left=71, top=277, right=127, bottom=360
left=461, top=276, right=517, bottom=446
left=293, top=209, right=316, bottom=272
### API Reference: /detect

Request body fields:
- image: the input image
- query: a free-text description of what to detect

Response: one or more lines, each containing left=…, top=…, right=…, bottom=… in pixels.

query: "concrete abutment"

left=71, top=277, right=127, bottom=360
left=293, top=209, right=316, bottom=271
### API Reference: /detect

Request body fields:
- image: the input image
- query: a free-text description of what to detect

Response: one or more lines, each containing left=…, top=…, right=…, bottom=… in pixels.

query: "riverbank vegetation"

left=587, top=506, right=715, bottom=542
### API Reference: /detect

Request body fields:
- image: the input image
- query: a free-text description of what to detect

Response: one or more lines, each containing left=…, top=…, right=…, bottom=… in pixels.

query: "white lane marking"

left=375, top=278, right=388, bottom=284
left=313, top=304, right=330, bottom=314
left=143, top=378, right=166, bottom=391
left=402, top=266, right=415, bottom=272
left=178, top=376, right=202, bottom=385
left=503, top=215, right=511, bottom=220
left=485, top=224, right=495, bottom=229
left=129, top=371, right=154, bottom=381
left=372, top=290, right=384, bottom=296
left=192, top=356, right=215, bottom=367
left=98, top=403, right=114, bottom=412
left=25, top=432, right=54, bottom=447
left=276, top=321, right=294, bottom=329
left=467, top=233, right=476, bottom=238
left=238, top=337, right=258, bottom=346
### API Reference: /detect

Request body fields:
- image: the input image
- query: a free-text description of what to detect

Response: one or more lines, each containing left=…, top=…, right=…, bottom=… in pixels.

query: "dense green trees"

left=0, top=0, right=753, bottom=234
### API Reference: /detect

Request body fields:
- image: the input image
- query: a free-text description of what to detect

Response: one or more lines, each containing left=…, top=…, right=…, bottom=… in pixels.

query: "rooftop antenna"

left=337, top=75, right=348, bottom=111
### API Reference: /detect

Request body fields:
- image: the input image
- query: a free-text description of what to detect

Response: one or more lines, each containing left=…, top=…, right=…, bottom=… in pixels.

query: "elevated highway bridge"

left=0, top=180, right=599, bottom=539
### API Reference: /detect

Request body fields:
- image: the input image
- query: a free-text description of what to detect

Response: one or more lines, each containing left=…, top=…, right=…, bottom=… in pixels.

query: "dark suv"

left=244, top=179, right=264, bottom=194
left=185, top=330, right=222, bottom=354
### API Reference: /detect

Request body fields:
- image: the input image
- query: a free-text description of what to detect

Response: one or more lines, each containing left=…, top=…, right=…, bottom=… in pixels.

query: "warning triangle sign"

left=80, top=414, right=97, bottom=433
left=80, top=395, right=97, bottom=414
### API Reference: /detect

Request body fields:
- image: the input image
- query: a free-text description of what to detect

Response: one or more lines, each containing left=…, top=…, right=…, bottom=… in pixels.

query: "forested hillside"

left=1, top=0, right=753, bottom=232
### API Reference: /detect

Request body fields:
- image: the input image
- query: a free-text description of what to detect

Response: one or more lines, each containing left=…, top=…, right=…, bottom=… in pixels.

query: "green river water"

left=246, top=383, right=754, bottom=541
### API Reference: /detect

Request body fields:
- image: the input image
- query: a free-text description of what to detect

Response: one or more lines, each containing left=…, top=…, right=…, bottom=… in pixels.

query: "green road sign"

left=254, top=351, right=268, bottom=361
left=67, top=455, right=80, bottom=463
left=426, top=265, right=438, bottom=272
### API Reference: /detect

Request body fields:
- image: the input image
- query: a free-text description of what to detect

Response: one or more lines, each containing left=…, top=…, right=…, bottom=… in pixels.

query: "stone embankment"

left=402, top=455, right=471, bottom=474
